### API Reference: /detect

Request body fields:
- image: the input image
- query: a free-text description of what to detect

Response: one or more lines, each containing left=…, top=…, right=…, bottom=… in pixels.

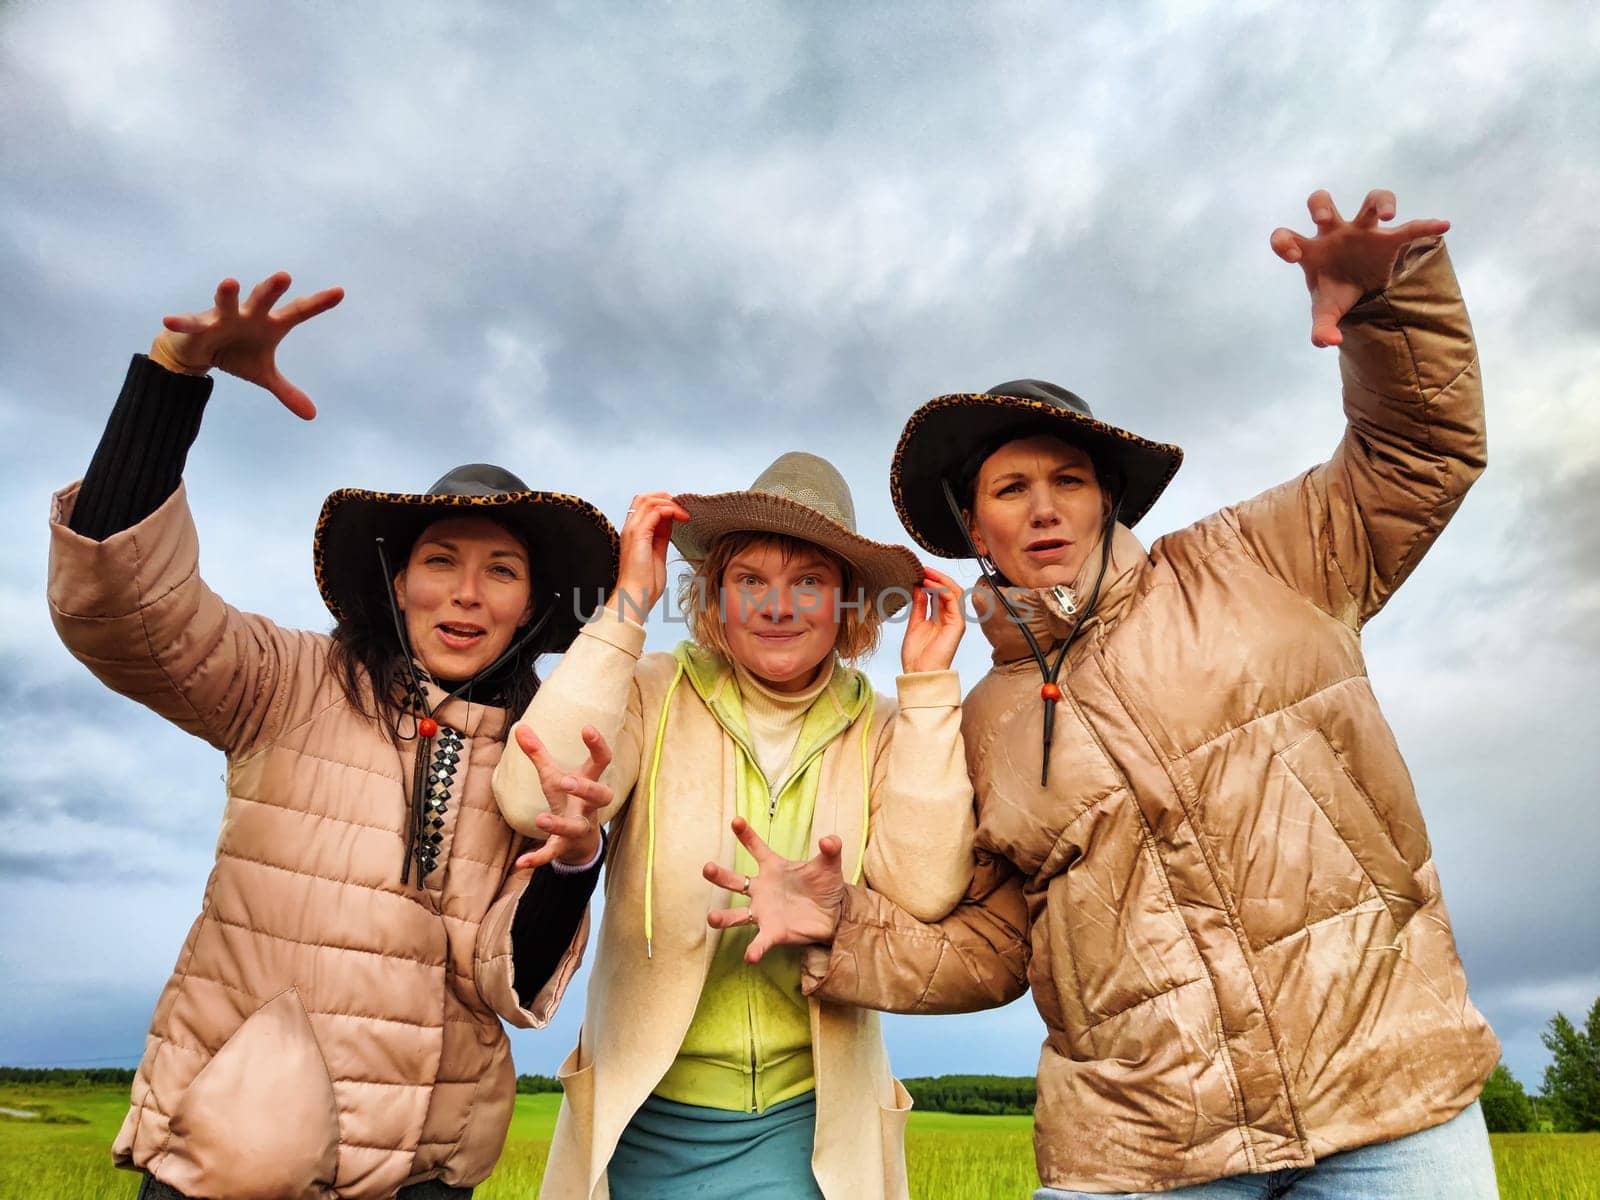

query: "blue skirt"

left=606, top=1090, right=822, bottom=1199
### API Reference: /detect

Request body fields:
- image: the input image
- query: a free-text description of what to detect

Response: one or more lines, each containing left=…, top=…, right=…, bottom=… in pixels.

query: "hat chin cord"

left=940, top=479, right=1123, bottom=787
left=375, top=536, right=560, bottom=885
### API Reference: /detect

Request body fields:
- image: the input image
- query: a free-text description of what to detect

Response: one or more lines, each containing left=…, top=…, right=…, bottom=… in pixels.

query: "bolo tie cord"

left=939, top=480, right=1123, bottom=786
left=374, top=536, right=560, bottom=884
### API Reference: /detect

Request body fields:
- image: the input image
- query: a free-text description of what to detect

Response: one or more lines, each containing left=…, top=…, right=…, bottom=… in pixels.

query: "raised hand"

left=512, top=724, right=613, bottom=870
left=703, top=817, right=847, bottom=964
left=604, top=492, right=691, bottom=622
left=151, top=271, right=345, bottom=419
left=1270, top=189, right=1450, bottom=348
left=901, top=565, right=966, bottom=673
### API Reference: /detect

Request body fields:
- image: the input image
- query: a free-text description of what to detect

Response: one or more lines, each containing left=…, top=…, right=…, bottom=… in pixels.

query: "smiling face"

left=717, top=538, right=845, bottom=693
left=966, top=434, right=1111, bottom=590
left=393, top=516, right=535, bottom=681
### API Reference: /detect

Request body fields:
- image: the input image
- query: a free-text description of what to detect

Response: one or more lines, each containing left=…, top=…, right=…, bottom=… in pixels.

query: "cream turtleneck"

left=732, top=657, right=836, bottom=787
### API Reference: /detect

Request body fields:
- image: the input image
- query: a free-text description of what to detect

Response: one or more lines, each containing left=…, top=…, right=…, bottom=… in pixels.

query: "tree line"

left=5, top=995, right=1594, bottom=1128
left=1480, top=995, right=1600, bottom=1133
left=901, top=1074, right=1036, bottom=1115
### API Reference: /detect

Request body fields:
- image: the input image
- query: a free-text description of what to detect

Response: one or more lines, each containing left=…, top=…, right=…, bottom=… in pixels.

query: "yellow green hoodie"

left=654, top=642, right=873, bottom=1112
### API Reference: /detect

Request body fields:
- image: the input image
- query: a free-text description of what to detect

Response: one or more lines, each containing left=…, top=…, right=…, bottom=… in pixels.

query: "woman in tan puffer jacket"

left=706, top=191, right=1502, bottom=1197
left=47, top=272, right=620, bottom=1200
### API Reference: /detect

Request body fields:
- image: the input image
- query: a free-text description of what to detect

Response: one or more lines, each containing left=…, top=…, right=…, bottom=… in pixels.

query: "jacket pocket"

left=878, top=1076, right=913, bottom=1199
left=163, top=987, right=338, bottom=1200
left=552, top=1041, right=597, bottom=1186
left=1277, top=731, right=1425, bottom=932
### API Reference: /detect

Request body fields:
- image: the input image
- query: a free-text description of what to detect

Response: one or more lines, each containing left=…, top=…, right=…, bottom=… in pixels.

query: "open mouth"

left=435, top=622, right=487, bottom=649
left=1025, top=538, right=1070, bottom=557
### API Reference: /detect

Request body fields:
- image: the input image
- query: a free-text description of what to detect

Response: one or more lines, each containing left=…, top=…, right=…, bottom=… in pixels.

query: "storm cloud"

left=2, top=0, right=1595, bottom=1089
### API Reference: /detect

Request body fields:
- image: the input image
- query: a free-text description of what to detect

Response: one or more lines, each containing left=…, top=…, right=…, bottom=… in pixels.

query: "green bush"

left=1482, top=1063, right=1537, bottom=1133
left=1541, top=997, right=1600, bottom=1133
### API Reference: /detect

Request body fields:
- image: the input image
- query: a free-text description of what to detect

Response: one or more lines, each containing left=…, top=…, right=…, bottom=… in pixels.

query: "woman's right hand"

left=604, top=492, right=690, bottom=622
left=150, top=271, right=345, bottom=420
left=512, top=724, right=614, bottom=869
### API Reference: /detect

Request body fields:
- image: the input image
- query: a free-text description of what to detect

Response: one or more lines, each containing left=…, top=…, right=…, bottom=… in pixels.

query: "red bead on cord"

left=1040, top=682, right=1062, bottom=702
left=418, top=717, right=439, bottom=738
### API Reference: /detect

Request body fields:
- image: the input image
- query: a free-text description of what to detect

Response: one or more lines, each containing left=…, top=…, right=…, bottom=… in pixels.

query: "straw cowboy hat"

left=672, top=451, right=922, bottom=615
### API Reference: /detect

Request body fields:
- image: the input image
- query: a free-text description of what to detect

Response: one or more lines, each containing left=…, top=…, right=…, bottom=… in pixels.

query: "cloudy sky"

left=2, top=0, right=1595, bottom=1096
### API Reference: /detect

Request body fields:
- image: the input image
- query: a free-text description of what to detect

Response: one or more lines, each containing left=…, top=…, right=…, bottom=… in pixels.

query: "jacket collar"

left=400, top=675, right=507, bottom=740
left=672, top=641, right=869, bottom=762
left=978, top=522, right=1148, bottom=666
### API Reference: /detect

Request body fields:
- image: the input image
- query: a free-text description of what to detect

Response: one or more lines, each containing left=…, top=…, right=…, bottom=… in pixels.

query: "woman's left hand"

left=1270, top=188, right=1451, bottom=348
left=704, top=818, right=847, bottom=963
left=512, top=724, right=613, bottom=870
left=901, top=566, right=966, bottom=674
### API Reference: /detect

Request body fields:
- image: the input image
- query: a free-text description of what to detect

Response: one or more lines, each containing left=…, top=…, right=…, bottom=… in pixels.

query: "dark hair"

left=953, top=423, right=1121, bottom=513
left=325, top=516, right=558, bottom=742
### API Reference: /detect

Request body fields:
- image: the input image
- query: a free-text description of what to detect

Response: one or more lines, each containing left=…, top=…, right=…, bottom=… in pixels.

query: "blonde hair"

left=676, top=531, right=884, bottom=664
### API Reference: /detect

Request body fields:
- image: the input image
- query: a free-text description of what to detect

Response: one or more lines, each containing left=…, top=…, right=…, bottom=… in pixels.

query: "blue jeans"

left=1033, top=1100, right=1497, bottom=1199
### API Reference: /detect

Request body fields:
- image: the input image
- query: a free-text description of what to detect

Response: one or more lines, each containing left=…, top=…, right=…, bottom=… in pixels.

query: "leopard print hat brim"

left=890, top=392, right=1184, bottom=558
left=313, top=486, right=620, bottom=648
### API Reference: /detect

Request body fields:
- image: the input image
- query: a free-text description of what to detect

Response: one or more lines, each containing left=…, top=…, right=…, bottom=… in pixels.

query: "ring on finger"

left=738, top=874, right=752, bottom=896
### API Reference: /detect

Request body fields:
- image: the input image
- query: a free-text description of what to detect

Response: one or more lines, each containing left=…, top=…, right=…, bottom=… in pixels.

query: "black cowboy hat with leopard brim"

left=890, top=380, right=1184, bottom=559
left=314, top=463, right=619, bottom=651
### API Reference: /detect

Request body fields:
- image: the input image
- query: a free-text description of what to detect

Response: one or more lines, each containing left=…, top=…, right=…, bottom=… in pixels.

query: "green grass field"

left=3, top=1085, right=1597, bottom=1199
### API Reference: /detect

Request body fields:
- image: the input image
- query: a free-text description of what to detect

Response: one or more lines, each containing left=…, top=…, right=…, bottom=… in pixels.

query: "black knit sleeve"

left=69, top=354, right=214, bottom=541
left=511, top=832, right=605, bottom=1006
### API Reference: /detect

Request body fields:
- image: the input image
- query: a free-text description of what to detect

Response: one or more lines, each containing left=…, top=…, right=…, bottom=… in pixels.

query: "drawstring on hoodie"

left=374, top=536, right=560, bottom=886
left=643, top=661, right=687, bottom=959
left=940, top=479, right=1124, bottom=786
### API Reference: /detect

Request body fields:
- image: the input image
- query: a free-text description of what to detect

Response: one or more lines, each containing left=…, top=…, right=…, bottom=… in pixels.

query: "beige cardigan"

left=493, top=618, right=977, bottom=1199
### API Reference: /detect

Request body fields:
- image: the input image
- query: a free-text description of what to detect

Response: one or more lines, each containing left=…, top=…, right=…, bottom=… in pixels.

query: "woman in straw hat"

left=47, top=272, right=622, bottom=1200
left=699, top=190, right=1501, bottom=1198
left=493, top=451, right=976, bottom=1198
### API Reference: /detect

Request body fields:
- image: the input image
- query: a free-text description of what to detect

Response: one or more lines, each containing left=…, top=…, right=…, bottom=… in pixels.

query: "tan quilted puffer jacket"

left=804, top=240, right=1499, bottom=1193
left=47, top=483, right=586, bottom=1200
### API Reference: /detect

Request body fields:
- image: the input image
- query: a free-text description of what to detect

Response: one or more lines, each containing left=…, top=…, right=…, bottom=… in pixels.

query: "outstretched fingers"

left=1309, top=294, right=1346, bottom=349
left=516, top=841, right=564, bottom=870
left=161, top=310, right=211, bottom=335
left=276, top=285, right=346, bottom=329
left=745, top=926, right=781, bottom=964
left=265, top=368, right=317, bottom=421
left=706, top=904, right=757, bottom=930
left=1269, top=226, right=1307, bottom=264
left=703, top=859, right=749, bottom=896
left=814, top=834, right=844, bottom=873
left=515, top=724, right=558, bottom=774
left=578, top=725, right=613, bottom=781
left=1354, top=188, right=1397, bottom=227
left=1306, top=189, right=1342, bottom=232
left=730, top=815, right=782, bottom=867
left=214, top=277, right=241, bottom=318
left=1386, top=217, right=1451, bottom=244
left=245, top=271, right=292, bottom=315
